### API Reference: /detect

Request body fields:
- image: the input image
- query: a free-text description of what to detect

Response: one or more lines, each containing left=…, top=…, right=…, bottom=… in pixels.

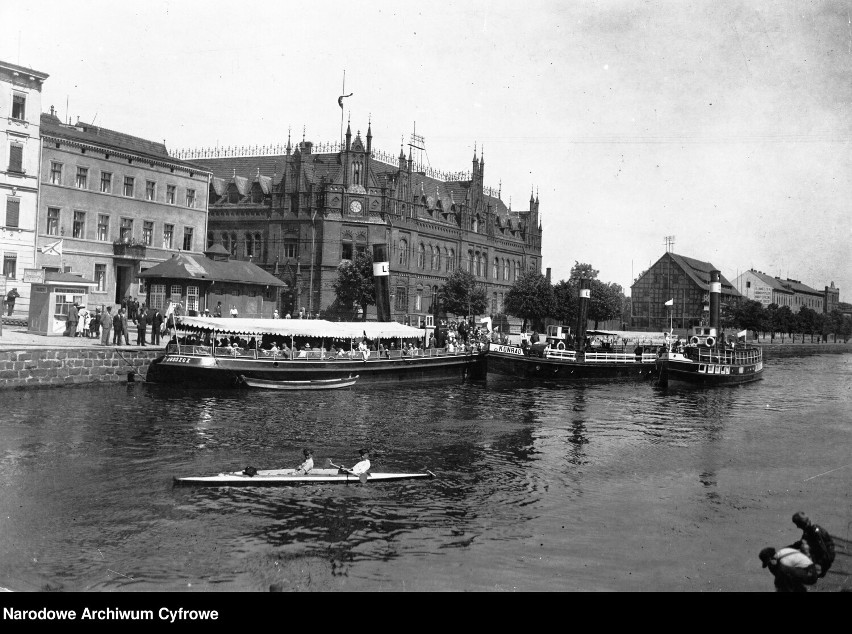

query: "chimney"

left=546, top=268, right=551, bottom=284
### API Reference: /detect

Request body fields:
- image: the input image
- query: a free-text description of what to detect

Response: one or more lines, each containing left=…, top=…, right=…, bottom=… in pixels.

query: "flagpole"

left=340, top=70, right=346, bottom=147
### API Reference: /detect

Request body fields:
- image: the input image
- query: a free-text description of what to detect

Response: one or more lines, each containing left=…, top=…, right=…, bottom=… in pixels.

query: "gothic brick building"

left=182, top=121, right=542, bottom=325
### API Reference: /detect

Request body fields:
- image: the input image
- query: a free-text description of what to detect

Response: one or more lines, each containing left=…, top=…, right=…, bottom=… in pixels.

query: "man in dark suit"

left=150, top=308, right=163, bottom=346
left=135, top=304, right=148, bottom=346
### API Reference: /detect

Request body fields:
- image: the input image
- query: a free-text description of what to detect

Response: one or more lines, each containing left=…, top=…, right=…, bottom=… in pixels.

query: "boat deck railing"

left=686, top=346, right=763, bottom=365
left=165, top=344, right=481, bottom=360
left=544, top=349, right=658, bottom=363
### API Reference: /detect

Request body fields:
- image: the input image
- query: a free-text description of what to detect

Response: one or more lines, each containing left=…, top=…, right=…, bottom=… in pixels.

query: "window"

left=183, top=227, right=193, bottom=251
left=186, top=189, right=196, bottom=208
left=398, top=238, right=408, bottom=266
left=187, top=286, right=199, bottom=312
left=418, top=243, right=425, bottom=269
left=169, top=285, right=182, bottom=302
left=448, top=249, right=455, bottom=272
left=120, top=218, right=133, bottom=242
left=5, top=198, right=20, bottom=228
left=94, top=264, right=106, bottom=292
left=163, top=224, right=174, bottom=249
left=283, top=241, right=297, bottom=259
left=468, top=250, right=474, bottom=274
left=395, top=286, right=408, bottom=311
left=50, top=162, right=62, bottom=185
left=54, top=287, right=84, bottom=316
left=72, top=211, right=85, bottom=238
left=12, top=94, right=26, bottom=120
left=143, top=221, right=154, bottom=246
left=76, top=167, right=88, bottom=189
left=138, top=268, right=147, bottom=294
left=47, top=207, right=60, bottom=235
left=149, top=284, right=166, bottom=310
left=245, top=233, right=254, bottom=258
left=166, top=184, right=175, bottom=204
left=493, top=258, right=499, bottom=279
left=342, top=240, right=353, bottom=261
left=415, top=289, right=422, bottom=311
left=8, top=143, right=23, bottom=173
left=100, top=171, right=112, bottom=193
left=123, top=176, right=134, bottom=197
left=3, top=253, right=16, bottom=279
left=146, top=180, right=156, bottom=201
left=98, top=214, right=109, bottom=241
left=503, top=259, right=509, bottom=281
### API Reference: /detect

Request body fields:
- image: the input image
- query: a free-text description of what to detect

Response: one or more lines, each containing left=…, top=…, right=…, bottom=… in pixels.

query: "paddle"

left=327, top=459, right=369, bottom=484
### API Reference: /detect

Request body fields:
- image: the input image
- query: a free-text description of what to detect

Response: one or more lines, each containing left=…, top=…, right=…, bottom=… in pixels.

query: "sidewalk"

left=0, top=324, right=165, bottom=351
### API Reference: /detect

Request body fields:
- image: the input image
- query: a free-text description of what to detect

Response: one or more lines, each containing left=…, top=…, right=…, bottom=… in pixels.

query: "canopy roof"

left=139, top=253, right=285, bottom=287
left=175, top=316, right=426, bottom=340
left=586, top=329, right=671, bottom=343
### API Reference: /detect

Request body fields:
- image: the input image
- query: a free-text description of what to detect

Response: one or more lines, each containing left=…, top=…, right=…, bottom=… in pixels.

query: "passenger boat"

left=174, top=467, right=436, bottom=487
left=486, top=278, right=660, bottom=381
left=146, top=316, right=486, bottom=388
left=656, top=269, right=764, bottom=386
left=239, top=374, right=358, bottom=390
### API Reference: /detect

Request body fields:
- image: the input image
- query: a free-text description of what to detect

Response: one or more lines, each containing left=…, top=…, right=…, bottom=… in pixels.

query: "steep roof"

left=139, top=253, right=285, bottom=287
left=748, top=270, right=793, bottom=293
left=668, top=253, right=740, bottom=296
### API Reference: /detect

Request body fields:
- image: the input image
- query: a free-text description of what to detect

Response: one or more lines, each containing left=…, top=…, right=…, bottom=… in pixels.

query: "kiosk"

left=27, top=272, right=97, bottom=337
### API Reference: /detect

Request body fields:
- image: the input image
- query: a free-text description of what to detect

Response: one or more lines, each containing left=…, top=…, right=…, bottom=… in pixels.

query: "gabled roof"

left=139, top=254, right=285, bottom=287
left=747, top=270, right=793, bottom=293
left=666, top=253, right=740, bottom=295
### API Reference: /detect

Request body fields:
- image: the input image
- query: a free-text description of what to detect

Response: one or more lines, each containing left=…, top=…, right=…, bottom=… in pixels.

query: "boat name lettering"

left=492, top=345, right=525, bottom=356
left=165, top=356, right=192, bottom=364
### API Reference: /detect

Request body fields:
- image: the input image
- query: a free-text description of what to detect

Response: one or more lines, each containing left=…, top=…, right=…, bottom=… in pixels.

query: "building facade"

left=36, top=111, right=210, bottom=313
left=1, top=60, right=48, bottom=316
left=178, top=121, right=542, bottom=324
left=630, top=252, right=740, bottom=330
left=732, top=269, right=826, bottom=313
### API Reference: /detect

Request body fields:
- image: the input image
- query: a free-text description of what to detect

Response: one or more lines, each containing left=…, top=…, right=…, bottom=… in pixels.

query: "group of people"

left=291, top=448, right=371, bottom=476
left=759, top=512, right=836, bottom=592
left=62, top=301, right=165, bottom=347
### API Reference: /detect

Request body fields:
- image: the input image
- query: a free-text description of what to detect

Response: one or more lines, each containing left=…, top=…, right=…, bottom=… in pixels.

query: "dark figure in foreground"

left=791, top=512, right=835, bottom=578
left=4, top=287, right=20, bottom=316
left=760, top=546, right=818, bottom=592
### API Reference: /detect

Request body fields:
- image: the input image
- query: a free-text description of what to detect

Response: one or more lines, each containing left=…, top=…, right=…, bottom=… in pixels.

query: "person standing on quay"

left=100, top=306, right=113, bottom=346
left=120, top=308, right=130, bottom=346
left=4, top=287, right=20, bottom=316
left=150, top=307, right=163, bottom=346
left=66, top=301, right=79, bottom=337
left=135, top=304, right=148, bottom=346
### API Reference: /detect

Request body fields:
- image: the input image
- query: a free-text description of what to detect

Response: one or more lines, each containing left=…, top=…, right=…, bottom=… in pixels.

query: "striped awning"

left=175, top=316, right=425, bottom=340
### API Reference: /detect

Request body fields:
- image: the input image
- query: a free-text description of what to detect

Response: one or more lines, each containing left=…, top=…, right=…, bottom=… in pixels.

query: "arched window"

left=352, top=160, right=362, bottom=186
left=222, top=232, right=230, bottom=253
left=256, top=232, right=264, bottom=261
left=503, top=259, right=509, bottom=281
left=514, top=261, right=520, bottom=280
left=468, top=250, right=474, bottom=274
left=448, top=249, right=455, bottom=272
left=245, top=233, right=254, bottom=258
left=493, top=257, right=499, bottom=279
left=418, top=243, right=425, bottom=269
left=398, top=239, right=409, bottom=266
left=472, top=215, right=479, bottom=232
left=230, top=233, right=238, bottom=257
left=429, top=245, right=436, bottom=270
left=475, top=252, right=482, bottom=277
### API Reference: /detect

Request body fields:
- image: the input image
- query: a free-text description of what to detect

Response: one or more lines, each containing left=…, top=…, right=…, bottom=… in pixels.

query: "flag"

left=737, top=329, right=747, bottom=340
left=664, top=298, right=673, bottom=306
left=338, top=92, right=353, bottom=109
left=41, top=240, right=63, bottom=256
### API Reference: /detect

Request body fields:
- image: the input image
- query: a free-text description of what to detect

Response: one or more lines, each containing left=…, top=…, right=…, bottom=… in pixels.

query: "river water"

left=0, top=354, right=849, bottom=592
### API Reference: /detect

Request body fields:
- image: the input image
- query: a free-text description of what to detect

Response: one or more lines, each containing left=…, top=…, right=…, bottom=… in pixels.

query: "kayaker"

left=342, top=449, right=371, bottom=475
left=294, top=449, right=314, bottom=474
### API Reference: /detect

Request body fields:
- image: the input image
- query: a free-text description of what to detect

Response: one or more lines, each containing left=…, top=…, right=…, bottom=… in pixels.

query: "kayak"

left=174, top=467, right=435, bottom=486
left=239, top=375, right=358, bottom=390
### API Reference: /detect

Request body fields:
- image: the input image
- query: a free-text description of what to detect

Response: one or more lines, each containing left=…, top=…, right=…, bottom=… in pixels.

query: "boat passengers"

left=294, top=449, right=313, bottom=475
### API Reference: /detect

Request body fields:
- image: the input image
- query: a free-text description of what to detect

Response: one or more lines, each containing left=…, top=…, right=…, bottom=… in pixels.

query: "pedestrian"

left=791, top=512, right=836, bottom=578
left=150, top=307, right=163, bottom=346
left=100, top=306, right=113, bottom=346
left=76, top=305, right=89, bottom=338
left=273, top=309, right=279, bottom=319
left=135, top=304, right=148, bottom=346
left=112, top=307, right=122, bottom=345
left=759, top=546, right=818, bottom=592
left=66, top=301, right=79, bottom=337
left=119, top=308, right=130, bottom=346
left=214, top=301, right=222, bottom=318
left=4, top=287, right=20, bottom=316
left=90, top=307, right=101, bottom=338
left=230, top=305, right=238, bottom=318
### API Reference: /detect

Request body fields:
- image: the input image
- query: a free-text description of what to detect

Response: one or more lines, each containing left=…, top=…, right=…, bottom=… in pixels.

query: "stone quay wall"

left=760, top=342, right=850, bottom=359
left=0, top=348, right=161, bottom=390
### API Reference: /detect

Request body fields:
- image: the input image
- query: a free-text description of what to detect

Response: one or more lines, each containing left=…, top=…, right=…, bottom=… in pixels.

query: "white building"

left=1, top=60, right=48, bottom=317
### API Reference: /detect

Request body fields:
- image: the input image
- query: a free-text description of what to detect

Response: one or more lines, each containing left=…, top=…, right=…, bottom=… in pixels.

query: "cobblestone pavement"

left=0, top=324, right=165, bottom=351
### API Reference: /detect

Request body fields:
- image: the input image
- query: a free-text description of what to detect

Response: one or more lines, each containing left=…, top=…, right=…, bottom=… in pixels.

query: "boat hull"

left=174, top=468, right=435, bottom=486
left=486, top=345, right=658, bottom=381
left=657, top=358, right=764, bottom=386
left=147, top=351, right=486, bottom=387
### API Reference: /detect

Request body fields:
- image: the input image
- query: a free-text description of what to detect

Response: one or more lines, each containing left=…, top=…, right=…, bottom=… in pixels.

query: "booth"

left=27, top=271, right=97, bottom=337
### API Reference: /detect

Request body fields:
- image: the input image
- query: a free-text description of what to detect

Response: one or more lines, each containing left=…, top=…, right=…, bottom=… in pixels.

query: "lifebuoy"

left=705, top=337, right=715, bottom=347
left=556, top=341, right=565, bottom=350
left=690, top=336, right=699, bottom=345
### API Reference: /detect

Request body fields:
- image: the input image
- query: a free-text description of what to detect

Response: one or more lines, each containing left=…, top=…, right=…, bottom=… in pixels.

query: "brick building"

left=733, top=269, right=827, bottom=313
left=178, top=121, right=542, bottom=325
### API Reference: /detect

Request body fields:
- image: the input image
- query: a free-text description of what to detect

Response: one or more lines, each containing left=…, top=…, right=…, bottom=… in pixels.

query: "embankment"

left=760, top=342, right=850, bottom=359
left=0, top=348, right=160, bottom=390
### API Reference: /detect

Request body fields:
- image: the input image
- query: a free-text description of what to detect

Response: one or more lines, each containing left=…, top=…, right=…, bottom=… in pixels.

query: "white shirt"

left=350, top=459, right=371, bottom=475
left=296, top=457, right=313, bottom=473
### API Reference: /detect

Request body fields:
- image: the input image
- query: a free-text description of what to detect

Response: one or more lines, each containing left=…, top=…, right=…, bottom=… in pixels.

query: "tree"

left=330, top=250, right=375, bottom=320
left=570, top=261, right=599, bottom=280
left=504, top=270, right=555, bottom=332
left=732, top=299, right=765, bottom=339
left=588, top=279, right=623, bottom=329
left=797, top=307, right=818, bottom=342
left=437, top=269, right=487, bottom=317
left=553, top=279, right=578, bottom=327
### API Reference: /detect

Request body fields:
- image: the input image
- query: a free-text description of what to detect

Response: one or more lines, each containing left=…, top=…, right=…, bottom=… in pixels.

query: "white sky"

left=3, top=0, right=850, bottom=300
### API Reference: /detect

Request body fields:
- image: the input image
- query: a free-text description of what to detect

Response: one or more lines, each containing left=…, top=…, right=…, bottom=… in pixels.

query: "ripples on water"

left=0, top=354, right=849, bottom=591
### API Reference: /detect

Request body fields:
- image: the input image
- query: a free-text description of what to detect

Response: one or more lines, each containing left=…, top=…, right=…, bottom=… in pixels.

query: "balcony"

left=113, top=239, right=147, bottom=259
